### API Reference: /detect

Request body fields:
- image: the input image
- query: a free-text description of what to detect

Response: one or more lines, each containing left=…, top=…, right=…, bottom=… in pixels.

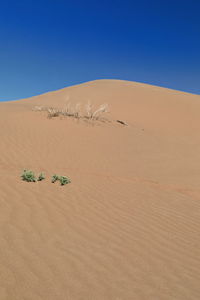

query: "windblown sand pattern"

left=0, top=80, right=200, bottom=299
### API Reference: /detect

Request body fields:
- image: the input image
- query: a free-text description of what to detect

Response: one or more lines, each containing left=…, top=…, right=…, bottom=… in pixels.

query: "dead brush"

left=33, top=102, right=109, bottom=122
left=61, top=102, right=77, bottom=118
left=57, top=102, right=82, bottom=119
left=73, top=103, right=81, bottom=119
left=91, top=103, right=109, bottom=120
left=84, top=102, right=109, bottom=120
left=85, top=102, right=93, bottom=119
left=32, top=106, right=46, bottom=112
left=47, top=107, right=60, bottom=118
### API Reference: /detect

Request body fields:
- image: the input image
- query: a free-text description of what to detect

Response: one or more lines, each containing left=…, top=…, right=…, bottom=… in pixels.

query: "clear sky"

left=0, top=0, right=200, bottom=101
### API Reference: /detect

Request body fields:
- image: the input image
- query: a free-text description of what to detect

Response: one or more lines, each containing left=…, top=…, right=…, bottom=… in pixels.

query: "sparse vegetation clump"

left=33, top=99, right=109, bottom=123
left=33, top=102, right=130, bottom=127
left=59, top=176, right=71, bottom=186
left=51, top=174, right=60, bottom=183
left=37, top=173, right=45, bottom=181
left=51, top=174, right=71, bottom=186
left=85, top=102, right=109, bottom=120
left=21, top=171, right=71, bottom=186
left=21, top=169, right=37, bottom=182
left=47, top=108, right=60, bottom=118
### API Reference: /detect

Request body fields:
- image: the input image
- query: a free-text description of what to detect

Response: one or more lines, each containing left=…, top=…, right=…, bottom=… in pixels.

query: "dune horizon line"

left=1, top=78, right=199, bottom=103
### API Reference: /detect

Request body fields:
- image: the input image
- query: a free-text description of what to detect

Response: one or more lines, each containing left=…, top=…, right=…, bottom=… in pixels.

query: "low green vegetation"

left=21, top=169, right=37, bottom=182
left=52, top=174, right=71, bottom=186
left=59, top=176, right=71, bottom=186
left=21, top=170, right=71, bottom=186
left=51, top=174, right=60, bottom=183
left=37, top=173, right=45, bottom=181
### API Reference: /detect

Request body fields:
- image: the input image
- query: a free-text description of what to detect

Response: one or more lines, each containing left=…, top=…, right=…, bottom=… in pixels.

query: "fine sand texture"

left=0, top=79, right=200, bottom=299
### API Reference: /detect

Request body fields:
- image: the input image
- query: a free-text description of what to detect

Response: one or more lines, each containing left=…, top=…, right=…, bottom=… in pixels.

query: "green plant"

left=37, top=173, right=45, bottom=181
left=51, top=174, right=71, bottom=185
left=59, top=176, right=71, bottom=186
left=21, top=169, right=36, bottom=182
left=51, top=174, right=60, bottom=183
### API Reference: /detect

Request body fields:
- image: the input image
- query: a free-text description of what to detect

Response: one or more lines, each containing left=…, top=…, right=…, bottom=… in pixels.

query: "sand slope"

left=0, top=79, right=200, bottom=299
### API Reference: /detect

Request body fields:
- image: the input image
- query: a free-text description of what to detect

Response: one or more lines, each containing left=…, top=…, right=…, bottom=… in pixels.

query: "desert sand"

left=0, top=79, right=200, bottom=299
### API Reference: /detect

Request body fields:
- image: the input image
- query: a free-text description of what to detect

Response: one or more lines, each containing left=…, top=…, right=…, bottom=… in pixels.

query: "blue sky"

left=0, top=0, right=200, bottom=101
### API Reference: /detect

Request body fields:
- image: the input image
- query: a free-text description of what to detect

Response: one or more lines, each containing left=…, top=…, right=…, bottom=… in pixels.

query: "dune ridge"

left=0, top=80, right=200, bottom=299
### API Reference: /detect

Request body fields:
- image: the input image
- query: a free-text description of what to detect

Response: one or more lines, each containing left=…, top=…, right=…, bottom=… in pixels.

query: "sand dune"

left=0, top=79, right=200, bottom=299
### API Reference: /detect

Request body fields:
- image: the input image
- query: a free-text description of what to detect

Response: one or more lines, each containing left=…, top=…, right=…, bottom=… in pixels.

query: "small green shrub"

left=59, top=176, right=71, bottom=186
left=51, top=174, right=71, bottom=185
left=21, top=171, right=71, bottom=186
left=21, top=170, right=36, bottom=182
left=38, top=173, right=45, bottom=181
left=51, top=174, right=60, bottom=183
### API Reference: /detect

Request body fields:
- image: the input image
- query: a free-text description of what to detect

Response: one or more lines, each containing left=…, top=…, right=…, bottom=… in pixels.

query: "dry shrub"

left=60, top=102, right=81, bottom=118
left=85, top=102, right=109, bottom=120
left=47, top=108, right=60, bottom=118
left=33, top=102, right=109, bottom=122
left=32, top=106, right=46, bottom=111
